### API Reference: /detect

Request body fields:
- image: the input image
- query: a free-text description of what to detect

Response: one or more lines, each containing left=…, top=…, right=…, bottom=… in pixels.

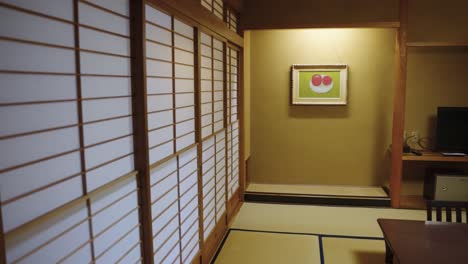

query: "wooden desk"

left=378, top=219, right=468, bottom=264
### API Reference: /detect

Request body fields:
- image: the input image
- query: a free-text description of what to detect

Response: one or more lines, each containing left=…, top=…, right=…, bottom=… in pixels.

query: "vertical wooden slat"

left=446, top=207, right=452, bottom=222
left=238, top=47, right=245, bottom=199
left=0, top=201, right=7, bottom=264
left=129, top=1, right=154, bottom=263
left=436, top=207, right=442, bottom=221
left=390, top=0, right=408, bottom=208
left=73, top=0, right=96, bottom=260
left=455, top=208, right=462, bottom=223
left=194, top=27, right=205, bottom=262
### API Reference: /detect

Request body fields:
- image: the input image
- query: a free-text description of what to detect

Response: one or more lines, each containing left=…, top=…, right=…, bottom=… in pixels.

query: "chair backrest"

left=426, top=200, right=468, bottom=223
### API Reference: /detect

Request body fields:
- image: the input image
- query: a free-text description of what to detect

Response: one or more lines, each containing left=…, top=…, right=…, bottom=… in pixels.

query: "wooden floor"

left=213, top=202, right=426, bottom=264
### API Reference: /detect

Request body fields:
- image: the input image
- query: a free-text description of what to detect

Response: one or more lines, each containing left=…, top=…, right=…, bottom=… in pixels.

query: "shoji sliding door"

left=0, top=0, right=142, bottom=263
left=199, top=31, right=227, bottom=243
left=226, top=47, right=240, bottom=203
left=145, top=4, right=200, bottom=264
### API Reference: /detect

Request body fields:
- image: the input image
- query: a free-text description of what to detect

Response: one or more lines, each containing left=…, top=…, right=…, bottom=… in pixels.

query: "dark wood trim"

left=73, top=0, right=97, bottom=260
left=241, top=21, right=401, bottom=31
left=0, top=202, right=6, bottom=264
left=238, top=47, right=245, bottom=200
left=390, top=0, right=408, bottom=208
left=129, top=1, right=154, bottom=263
left=244, top=193, right=391, bottom=207
left=146, top=0, right=243, bottom=47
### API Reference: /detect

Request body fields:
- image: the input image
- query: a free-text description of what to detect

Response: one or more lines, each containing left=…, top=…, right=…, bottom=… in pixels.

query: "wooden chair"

left=426, top=200, right=468, bottom=223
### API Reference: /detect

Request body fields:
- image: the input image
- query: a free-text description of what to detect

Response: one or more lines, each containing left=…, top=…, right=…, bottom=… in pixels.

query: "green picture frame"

left=291, top=64, right=348, bottom=105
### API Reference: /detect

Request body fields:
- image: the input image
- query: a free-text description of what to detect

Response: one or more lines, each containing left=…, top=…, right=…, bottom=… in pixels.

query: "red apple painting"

left=291, top=64, right=348, bottom=105
left=310, top=74, right=334, bottom=94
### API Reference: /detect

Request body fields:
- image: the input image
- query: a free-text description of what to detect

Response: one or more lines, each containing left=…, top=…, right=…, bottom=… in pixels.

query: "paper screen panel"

left=150, top=157, right=181, bottom=264
left=145, top=4, right=175, bottom=165
left=200, top=32, right=214, bottom=139
left=89, top=176, right=141, bottom=264
left=213, top=0, right=223, bottom=20
left=215, top=131, right=227, bottom=220
left=201, top=137, right=216, bottom=239
left=4, top=200, right=92, bottom=264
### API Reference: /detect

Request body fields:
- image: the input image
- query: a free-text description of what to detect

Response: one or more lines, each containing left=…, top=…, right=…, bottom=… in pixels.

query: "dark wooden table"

left=378, top=219, right=468, bottom=264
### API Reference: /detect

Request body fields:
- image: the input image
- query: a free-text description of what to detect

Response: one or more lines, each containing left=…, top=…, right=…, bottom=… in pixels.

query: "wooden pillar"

left=390, top=0, right=408, bottom=208
left=129, top=1, right=155, bottom=263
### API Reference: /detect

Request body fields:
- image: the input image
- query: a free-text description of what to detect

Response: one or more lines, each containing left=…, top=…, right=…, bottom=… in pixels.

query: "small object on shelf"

left=411, top=150, right=423, bottom=156
left=441, top=152, right=466, bottom=157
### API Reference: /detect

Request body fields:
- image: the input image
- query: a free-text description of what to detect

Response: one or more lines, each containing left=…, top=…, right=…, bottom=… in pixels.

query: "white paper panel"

left=88, top=0, right=129, bottom=16
left=201, top=58, right=212, bottom=69
left=0, top=7, right=74, bottom=47
left=93, top=210, right=139, bottom=258
left=179, top=159, right=197, bottom=182
left=201, top=126, right=212, bottom=138
left=146, top=60, right=172, bottom=77
left=181, top=222, right=197, bottom=253
left=214, top=70, right=223, bottom=81
left=0, top=40, right=75, bottom=73
left=82, top=97, right=132, bottom=122
left=175, top=93, right=194, bottom=108
left=148, top=126, right=174, bottom=148
left=0, top=74, right=76, bottom=103
left=202, top=179, right=215, bottom=202
left=174, top=34, right=193, bottom=52
left=152, top=201, right=178, bottom=236
left=80, top=52, right=130, bottom=75
left=214, top=11, right=223, bottom=20
left=152, top=174, right=178, bottom=205
left=115, top=244, right=141, bottom=264
left=80, top=27, right=130, bottom=56
left=201, top=92, right=212, bottom=103
left=201, top=68, right=212, bottom=80
left=180, top=183, right=197, bottom=208
left=96, top=228, right=139, bottom=264
left=0, top=127, right=79, bottom=171
left=213, top=38, right=223, bottom=50
left=2, top=176, right=83, bottom=232
left=214, top=122, right=223, bottom=132
left=201, top=103, right=212, bottom=114
left=213, top=91, right=223, bottom=101
left=214, top=101, right=223, bottom=112
left=0, top=102, right=77, bottom=137
left=153, top=218, right=178, bottom=253
left=84, top=135, right=133, bottom=169
left=145, top=23, right=171, bottom=45
left=175, top=64, right=194, bottom=79
left=214, top=80, right=223, bottom=90
left=214, top=60, right=223, bottom=71
left=176, top=132, right=195, bottom=151
left=86, top=155, right=134, bottom=191
left=201, top=115, right=213, bottom=127
left=176, top=107, right=195, bottom=123
left=81, top=76, right=131, bottom=98
left=213, top=49, right=223, bottom=60
left=147, top=94, right=173, bottom=112
left=214, top=111, right=223, bottom=123
left=175, top=79, right=195, bottom=93
left=147, top=77, right=172, bottom=94
left=1, top=0, right=73, bottom=21
left=201, top=45, right=211, bottom=57
left=79, top=2, right=129, bottom=36
left=201, top=0, right=212, bottom=11
left=83, top=116, right=132, bottom=146
left=89, top=174, right=136, bottom=214
left=1, top=151, right=80, bottom=202
left=146, top=41, right=172, bottom=61
left=151, top=187, right=177, bottom=222
left=180, top=201, right=198, bottom=231
left=145, top=5, right=171, bottom=30
left=183, top=239, right=199, bottom=264
left=154, top=228, right=180, bottom=263
left=201, top=80, right=212, bottom=91
left=174, top=49, right=194, bottom=65
left=174, top=19, right=193, bottom=39
left=150, top=157, right=177, bottom=184
left=231, top=65, right=238, bottom=74
left=149, top=141, right=174, bottom=164
left=6, top=205, right=91, bottom=263
left=148, top=110, right=173, bottom=130
left=176, top=120, right=195, bottom=137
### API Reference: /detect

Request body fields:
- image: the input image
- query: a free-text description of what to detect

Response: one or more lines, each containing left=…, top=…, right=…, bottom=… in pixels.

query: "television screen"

left=436, top=107, right=468, bottom=153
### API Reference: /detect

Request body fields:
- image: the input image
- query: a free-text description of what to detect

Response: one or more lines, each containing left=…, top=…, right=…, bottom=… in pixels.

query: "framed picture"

left=291, top=64, right=348, bottom=105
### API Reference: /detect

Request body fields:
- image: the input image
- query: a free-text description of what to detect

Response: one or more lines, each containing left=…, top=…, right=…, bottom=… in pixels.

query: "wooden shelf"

left=402, top=152, right=468, bottom=162
left=407, top=41, right=468, bottom=47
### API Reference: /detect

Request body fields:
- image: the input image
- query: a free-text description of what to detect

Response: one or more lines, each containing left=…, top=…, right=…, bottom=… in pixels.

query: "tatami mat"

left=214, top=230, right=321, bottom=264
left=247, top=183, right=388, bottom=197
left=322, top=237, right=385, bottom=264
left=231, top=203, right=426, bottom=237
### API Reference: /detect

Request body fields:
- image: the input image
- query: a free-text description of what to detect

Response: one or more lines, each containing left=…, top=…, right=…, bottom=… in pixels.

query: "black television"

left=436, top=107, right=468, bottom=153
